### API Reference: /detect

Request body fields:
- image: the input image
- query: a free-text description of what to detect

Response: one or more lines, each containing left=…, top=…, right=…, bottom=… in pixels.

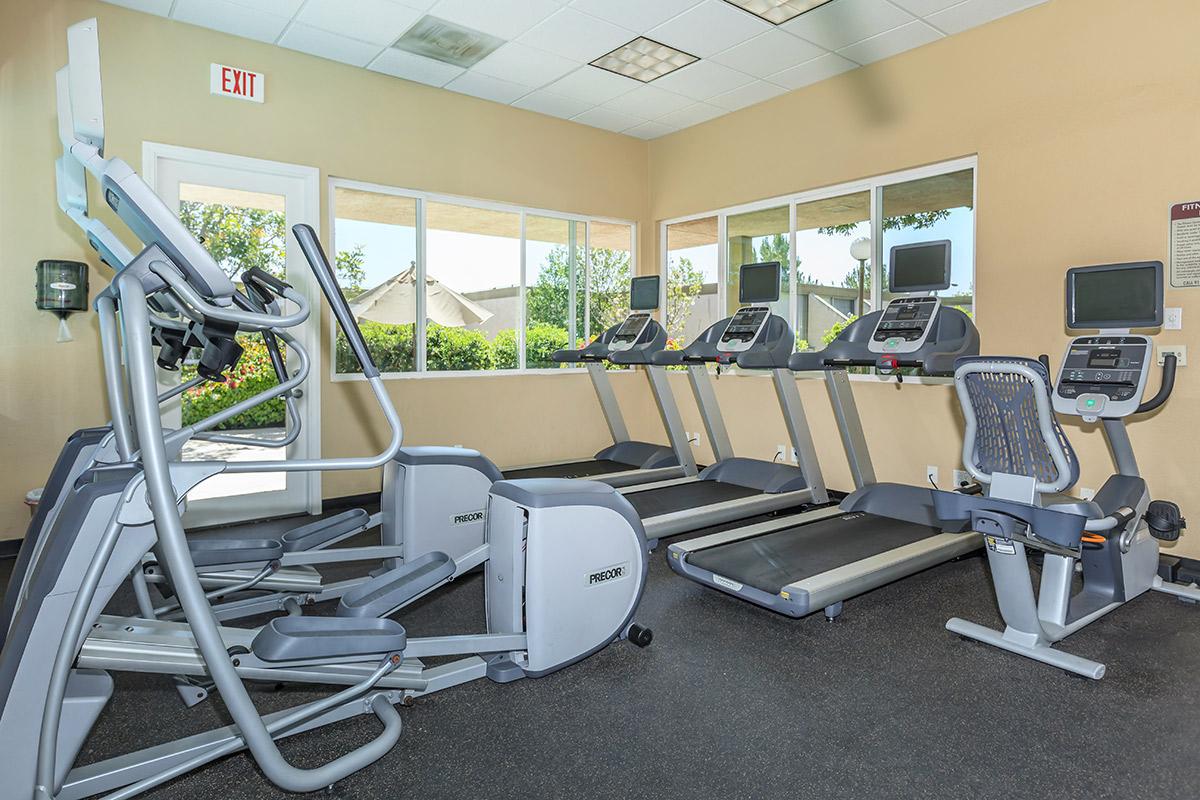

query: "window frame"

left=328, top=176, right=636, bottom=382
left=659, top=156, right=978, bottom=385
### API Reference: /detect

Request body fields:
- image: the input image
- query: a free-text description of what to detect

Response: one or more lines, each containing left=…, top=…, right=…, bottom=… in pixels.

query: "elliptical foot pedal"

left=251, top=616, right=406, bottom=662
left=281, top=508, right=371, bottom=552
left=336, top=551, right=455, bottom=618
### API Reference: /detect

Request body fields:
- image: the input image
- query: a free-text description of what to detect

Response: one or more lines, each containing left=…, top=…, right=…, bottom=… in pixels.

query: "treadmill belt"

left=624, top=480, right=762, bottom=519
left=503, top=459, right=631, bottom=480
left=689, top=513, right=939, bottom=594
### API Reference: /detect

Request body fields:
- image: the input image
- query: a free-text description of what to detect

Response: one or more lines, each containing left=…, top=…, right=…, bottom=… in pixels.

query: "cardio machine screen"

left=889, top=241, right=951, bottom=293
left=738, top=262, right=781, bottom=303
left=630, top=275, right=660, bottom=311
left=1068, top=262, right=1162, bottom=329
left=726, top=308, right=768, bottom=334
left=615, top=313, right=649, bottom=337
left=1086, top=349, right=1123, bottom=369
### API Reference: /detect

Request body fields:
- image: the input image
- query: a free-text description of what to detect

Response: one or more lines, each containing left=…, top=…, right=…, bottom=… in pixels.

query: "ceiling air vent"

left=393, top=16, right=505, bottom=69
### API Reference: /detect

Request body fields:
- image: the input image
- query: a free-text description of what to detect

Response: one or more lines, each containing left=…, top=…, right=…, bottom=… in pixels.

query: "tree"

left=180, top=200, right=370, bottom=290
left=754, top=233, right=816, bottom=285
left=666, top=256, right=704, bottom=341
left=526, top=245, right=632, bottom=339
left=817, top=209, right=954, bottom=237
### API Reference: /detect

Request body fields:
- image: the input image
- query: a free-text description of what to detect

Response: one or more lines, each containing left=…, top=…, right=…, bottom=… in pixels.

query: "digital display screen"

left=1069, top=263, right=1161, bottom=329
left=630, top=275, right=660, bottom=311
left=739, top=262, right=781, bottom=303
left=727, top=309, right=768, bottom=333
left=897, top=308, right=918, bottom=320
left=890, top=241, right=951, bottom=292
left=615, top=313, right=647, bottom=337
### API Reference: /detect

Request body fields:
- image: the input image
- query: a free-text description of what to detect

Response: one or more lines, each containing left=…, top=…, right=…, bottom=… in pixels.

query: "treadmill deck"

left=503, top=459, right=632, bottom=480
left=687, top=512, right=939, bottom=595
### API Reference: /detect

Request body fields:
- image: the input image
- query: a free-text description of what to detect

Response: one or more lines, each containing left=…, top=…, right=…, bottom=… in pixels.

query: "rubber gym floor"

left=4, top=509, right=1199, bottom=800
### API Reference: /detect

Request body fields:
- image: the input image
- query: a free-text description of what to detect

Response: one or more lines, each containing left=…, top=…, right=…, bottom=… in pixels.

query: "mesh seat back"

left=954, top=356, right=1079, bottom=494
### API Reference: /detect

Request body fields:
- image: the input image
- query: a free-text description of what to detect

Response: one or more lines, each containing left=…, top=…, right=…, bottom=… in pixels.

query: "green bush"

left=181, top=336, right=285, bottom=430
left=524, top=324, right=569, bottom=369
left=337, top=321, right=415, bottom=374
left=425, top=323, right=495, bottom=371
left=492, top=328, right=519, bottom=370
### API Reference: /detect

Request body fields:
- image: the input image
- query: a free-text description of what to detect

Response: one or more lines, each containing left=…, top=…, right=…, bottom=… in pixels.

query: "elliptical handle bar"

left=1136, top=353, right=1175, bottom=414
left=291, top=223, right=379, bottom=379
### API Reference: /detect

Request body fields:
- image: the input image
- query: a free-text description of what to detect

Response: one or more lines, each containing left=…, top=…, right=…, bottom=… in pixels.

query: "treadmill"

left=668, top=241, right=984, bottom=619
left=504, top=275, right=699, bottom=487
left=619, top=262, right=832, bottom=543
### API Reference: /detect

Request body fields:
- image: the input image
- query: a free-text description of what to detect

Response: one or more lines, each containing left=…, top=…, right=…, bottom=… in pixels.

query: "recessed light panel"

left=722, top=0, right=835, bottom=25
left=590, top=37, right=698, bottom=83
left=393, top=15, right=504, bottom=69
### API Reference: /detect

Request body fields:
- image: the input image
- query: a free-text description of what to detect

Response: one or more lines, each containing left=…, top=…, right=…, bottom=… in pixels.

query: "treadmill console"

left=717, top=306, right=771, bottom=353
left=608, top=311, right=653, bottom=352
left=868, top=296, right=941, bottom=354
left=1052, top=335, right=1151, bottom=420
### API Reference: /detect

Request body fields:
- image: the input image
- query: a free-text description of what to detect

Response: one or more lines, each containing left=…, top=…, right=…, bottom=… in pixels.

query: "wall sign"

left=1170, top=201, right=1200, bottom=287
left=210, top=63, right=264, bottom=103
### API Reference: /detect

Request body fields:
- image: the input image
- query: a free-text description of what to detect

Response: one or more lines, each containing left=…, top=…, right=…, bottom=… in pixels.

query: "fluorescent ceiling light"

left=722, top=0, right=836, bottom=25
left=393, top=16, right=504, bottom=69
left=590, top=37, right=698, bottom=83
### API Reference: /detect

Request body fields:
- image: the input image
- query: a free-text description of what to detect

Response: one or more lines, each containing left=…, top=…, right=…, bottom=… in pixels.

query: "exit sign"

left=210, top=63, right=264, bottom=103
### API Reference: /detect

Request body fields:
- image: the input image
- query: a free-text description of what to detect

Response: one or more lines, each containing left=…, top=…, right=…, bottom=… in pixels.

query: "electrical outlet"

left=789, top=447, right=798, bottom=464
left=776, top=444, right=787, bottom=462
left=1158, top=345, right=1187, bottom=367
left=686, top=431, right=700, bottom=447
left=926, top=465, right=939, bottom=486
left=953, top=469, right=970, bottom=488
left=1078, top=487, right=1096, bottom=501
left=1165, top=307, right=1183, bottom=330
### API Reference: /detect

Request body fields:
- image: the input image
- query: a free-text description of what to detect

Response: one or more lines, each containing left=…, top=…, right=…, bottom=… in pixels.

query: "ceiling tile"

left=600, top=84, right=694, bottom=118
left=571, top=106, right=644, bottom=133
left=769, top=52, right=856, bottom=89
left=708, top=79, right=787, bottom=111
left=226, top=0, right=305, bottom=16
left=102, top=0, right=173, bottom=16
left=173, top=0, right=292, bottom=43
left=279, top=24, right=386, bottom=65
left=782, top=0, right=914, bottom=51
left=512, top=89, right=594, bottom=119
left=656, top=102, right=725, bottom=128
left=651, top=59, right=754, bottom=101
left=710, top=28, right=827, bottom=78
left=444, top=71, right=534, bottom=104
left=888, top=0, right=964, bottom=15
left=837, top=20, right=942, bottom=64
left=541, top=66, right=638, bottom=105
left=624, top=120, right=678, bottom=140
left=368, top=46, right=465, bottom=86
left=646, top=0, right=770, bottom=58
left=926, top=0, right=1047, bottom=35
left=518, top=8, right=637, bottom=62
left=296, top=0, right=422, bottom=47
left=428, top=0, right=562, bottom=41
left=472, top=42, right=579, bottom=88
left=568, top=0, right=702, bottom=33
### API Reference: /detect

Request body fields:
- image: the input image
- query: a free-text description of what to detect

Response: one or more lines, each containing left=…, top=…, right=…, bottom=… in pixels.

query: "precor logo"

left=587, top=562, right=630, bottom=586
left=451, top=509, right=486, bottom=526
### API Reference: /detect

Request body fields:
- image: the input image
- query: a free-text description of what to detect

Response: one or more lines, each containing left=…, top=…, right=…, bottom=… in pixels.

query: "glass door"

left=148, top=145, right=321, bottom=526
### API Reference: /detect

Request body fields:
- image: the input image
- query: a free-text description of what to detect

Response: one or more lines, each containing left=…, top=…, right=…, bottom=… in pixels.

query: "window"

left=726, top=204, right=790, bottom=321
left=664, top=216, right=718, bottom=345
left=880, top=168, right=975, bottom=314
left=331, top=180, right=635, bottom=376
left=332, top=186, right=418, bottom=374
left=524, top=215, right=583, bottom=368
left=794, top=190, right=870, bottom=351
left=660, top=158, right=976, bottom=367
left=425, top=202, right=520, bottom=372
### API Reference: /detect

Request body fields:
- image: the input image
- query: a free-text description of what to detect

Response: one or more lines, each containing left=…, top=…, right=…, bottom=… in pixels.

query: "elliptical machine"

left=934, top=260, right=1199, bottom=678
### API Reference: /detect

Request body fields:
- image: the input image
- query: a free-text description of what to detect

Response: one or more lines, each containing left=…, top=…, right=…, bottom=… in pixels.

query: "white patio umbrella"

left=350, top=266, right=493, bottom=327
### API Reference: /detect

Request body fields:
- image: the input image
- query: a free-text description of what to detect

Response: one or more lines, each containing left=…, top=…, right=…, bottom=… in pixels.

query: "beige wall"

left=0, top=0, right=650, bottom=539
left=5, top=0, right=1200, bottom=562
left=648, top=0, right=1200, bottom=557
